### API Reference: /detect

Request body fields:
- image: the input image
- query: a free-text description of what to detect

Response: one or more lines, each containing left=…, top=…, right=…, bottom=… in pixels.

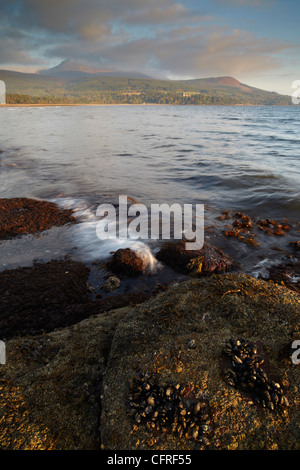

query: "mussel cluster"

left=223, top=338, right=289, bottom=410
left=127, top=371, right=212, bottom=445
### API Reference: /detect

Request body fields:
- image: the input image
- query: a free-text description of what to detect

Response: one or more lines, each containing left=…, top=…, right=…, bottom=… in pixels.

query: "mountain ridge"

left=0, top=67, right=291, bottom=106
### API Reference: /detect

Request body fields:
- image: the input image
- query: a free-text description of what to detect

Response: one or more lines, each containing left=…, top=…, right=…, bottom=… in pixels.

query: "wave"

left=52, top=196, right=161, bottom=273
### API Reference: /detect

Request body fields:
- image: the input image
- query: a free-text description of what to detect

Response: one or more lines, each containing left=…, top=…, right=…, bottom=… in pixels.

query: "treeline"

left=6, top=94, right=84, bottom=104
left=6, top=91, right=291, bottom=106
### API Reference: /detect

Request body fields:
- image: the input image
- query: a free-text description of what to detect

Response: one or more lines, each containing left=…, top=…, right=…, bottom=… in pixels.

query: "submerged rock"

left=102, top=276, right=121, bottom=292
left=156, top=240, right=236, bottom=275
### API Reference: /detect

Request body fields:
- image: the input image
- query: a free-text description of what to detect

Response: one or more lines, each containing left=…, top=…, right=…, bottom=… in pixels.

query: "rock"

left=0, top=198, right=76, bottom=239
left=265, top=261, right=300, bottom=294
left=103, top=276, right=121, bottom=292
left=0, top=273, right=299, bottom=450
left=0, top=259, right=91, bottom=340
left=101, top=273, right=300, bottom=450
left=107, top=248, right=145, bottom=277
left=290, top=241, right=300, bottom=251
left=156, top=240, right=236, bottom=275
left=0, top=308, right=127, bottom=450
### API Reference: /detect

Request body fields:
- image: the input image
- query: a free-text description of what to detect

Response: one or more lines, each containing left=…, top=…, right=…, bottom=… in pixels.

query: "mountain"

left=186, top=76, right=252, bottom=92
left=0, top=68, right=291, bottom=106
left=37, top=60, right=153, bottom=80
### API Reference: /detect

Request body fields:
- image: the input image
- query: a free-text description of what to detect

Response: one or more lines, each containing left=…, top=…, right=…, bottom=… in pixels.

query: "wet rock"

left=0, top=198, right=76, bottom=239
left=156, top=240, right=236, bottom=276
left=264, top=261, right=300, bottom=294
left=107, top=248, right=146, bottom=277
left=290, top=241, right=300, bottom=252
left=102, top=276, right=121, bottom=292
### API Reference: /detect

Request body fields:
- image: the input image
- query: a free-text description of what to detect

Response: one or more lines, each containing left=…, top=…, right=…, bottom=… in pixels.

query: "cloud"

left=94, top=26, right=289, bottom=78
left=215, top=0, right=269, bottom=5
left=0, top=0, right=293, bottom=80
left=0, top=25, right=47, bottom=68
left=0, top=0, right=191, bottom=37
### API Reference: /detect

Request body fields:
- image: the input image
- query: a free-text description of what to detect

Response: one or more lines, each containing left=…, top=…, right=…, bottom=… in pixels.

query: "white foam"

left=129, top=241, right=162, bottom=273
left=251, top=258, right=277, bottom=278
left=288, top=274, right=300, bottom=284
left=52, top=196, right=161, bottom=272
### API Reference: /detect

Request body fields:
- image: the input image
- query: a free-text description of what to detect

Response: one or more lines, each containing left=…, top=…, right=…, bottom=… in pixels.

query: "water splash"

left=52, top=196, right=161, bottom=272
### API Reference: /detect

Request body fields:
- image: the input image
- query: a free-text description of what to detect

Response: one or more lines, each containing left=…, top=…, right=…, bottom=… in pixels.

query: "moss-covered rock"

left=0, top=273, right=299, bottom=450
left=101, top=273, right=300, bottom=450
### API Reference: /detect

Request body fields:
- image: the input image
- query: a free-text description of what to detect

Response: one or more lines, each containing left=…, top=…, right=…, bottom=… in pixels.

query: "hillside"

left=0, top=68, right=291, bottom=106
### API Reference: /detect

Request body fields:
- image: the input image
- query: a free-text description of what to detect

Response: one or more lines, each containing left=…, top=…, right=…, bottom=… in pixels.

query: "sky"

left=0, top=0, right=299, bottom=94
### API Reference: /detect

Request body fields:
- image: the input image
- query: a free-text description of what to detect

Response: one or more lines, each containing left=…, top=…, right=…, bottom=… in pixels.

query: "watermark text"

left=96, top=196, right=204, bottom=250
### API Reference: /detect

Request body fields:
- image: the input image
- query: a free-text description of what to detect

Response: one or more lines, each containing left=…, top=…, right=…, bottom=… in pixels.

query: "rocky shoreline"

left=0, top=198, right=299, bottom=450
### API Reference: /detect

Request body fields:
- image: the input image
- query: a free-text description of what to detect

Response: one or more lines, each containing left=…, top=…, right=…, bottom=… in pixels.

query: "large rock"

left=156, top=240, right=237, bottom=275
left=0, top=273, right=299, bottom=450
left=101, top=273, right=300, bottom=450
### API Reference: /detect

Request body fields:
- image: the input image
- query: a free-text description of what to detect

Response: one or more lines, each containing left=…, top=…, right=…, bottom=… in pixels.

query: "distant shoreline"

left=0, top=103, right=146, bottom=107
left=0, top=103, right=290, bottom=108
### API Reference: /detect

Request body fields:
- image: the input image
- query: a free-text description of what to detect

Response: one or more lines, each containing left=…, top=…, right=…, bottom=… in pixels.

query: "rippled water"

left=0, top=104, right=299, bottom=280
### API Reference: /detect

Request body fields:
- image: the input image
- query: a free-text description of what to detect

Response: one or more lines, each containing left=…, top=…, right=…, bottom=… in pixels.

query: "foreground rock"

left=0, top=198, right=76, bottom=239
left=156, top=240, right=237, bottom=275
left=0, top=273, right=299, bottom=449
left=0, top=308, right=127, bottom=450
left=101, top=273, right=300, bottom=450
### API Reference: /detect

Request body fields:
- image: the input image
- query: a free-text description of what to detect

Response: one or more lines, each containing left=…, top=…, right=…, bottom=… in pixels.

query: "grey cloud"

left=0, top=0, right=292, bottom=80
left=0, top=37, right=46, bottom=67
left=0, top=0, right=189, bottom=37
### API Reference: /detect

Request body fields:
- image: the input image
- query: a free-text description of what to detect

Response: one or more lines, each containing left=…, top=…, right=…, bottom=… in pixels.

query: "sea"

left=0, top=104, right=299, bottom=292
